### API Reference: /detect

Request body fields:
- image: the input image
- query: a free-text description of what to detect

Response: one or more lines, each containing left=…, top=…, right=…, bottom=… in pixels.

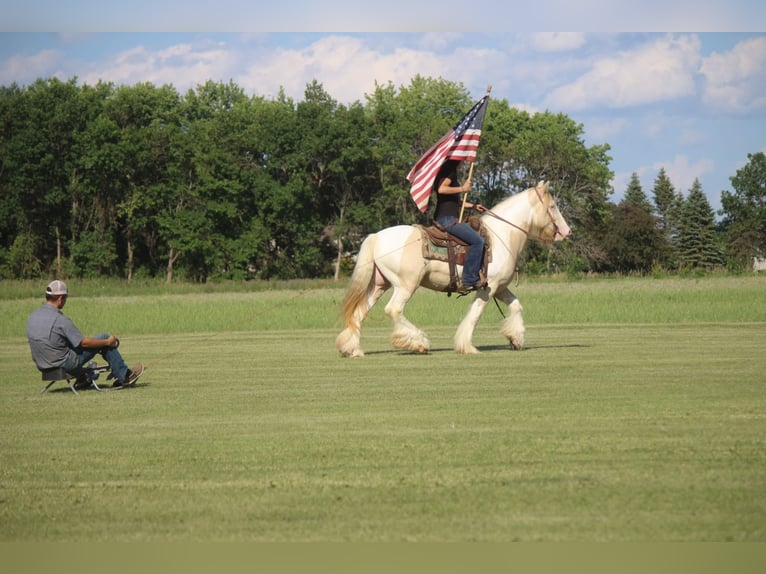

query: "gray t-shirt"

left=26, top=304, right=84, bottom=369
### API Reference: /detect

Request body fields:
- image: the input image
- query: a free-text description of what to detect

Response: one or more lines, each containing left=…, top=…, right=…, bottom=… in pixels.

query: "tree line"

left=1, top=76, right=764, bottom=282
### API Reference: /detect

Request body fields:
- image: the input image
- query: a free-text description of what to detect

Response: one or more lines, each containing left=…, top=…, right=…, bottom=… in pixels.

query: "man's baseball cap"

left=46, top=280, right=68, bottom=296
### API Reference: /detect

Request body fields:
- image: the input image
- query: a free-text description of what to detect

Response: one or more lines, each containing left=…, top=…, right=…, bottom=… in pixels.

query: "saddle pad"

left=415, top=225, right=467, bottom=263
left=415, top=222, right=491, bottom=265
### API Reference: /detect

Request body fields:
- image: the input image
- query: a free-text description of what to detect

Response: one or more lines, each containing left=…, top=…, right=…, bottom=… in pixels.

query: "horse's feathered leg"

left=495, top=287, right=525, bottom=350
left=453, top=288, right=491, bottom=354
left=336, top=233, right=387, bottom=357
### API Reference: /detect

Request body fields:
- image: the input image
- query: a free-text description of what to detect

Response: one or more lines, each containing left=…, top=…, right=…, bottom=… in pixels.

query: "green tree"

left=113, top=83, right=182, bottom=280
left=719, top=151, right=766, bottom=265
left=295, top=83, right=377, bottom=279
left=650, top=167, right=682, bottom=266
left=1, top=74, right=637, bottom=280
left=243, top=90, right=304, bottom=279
left=0, top=78, right=89, bottom=276
left=652, top=167, right=676, bottom=229
left=244, top=86, right=330, bottom=280
left=623, top=172, right=653, bottom=213
left=486, top=109, right=613, bottom=273
left=600, top=200, right=669, bottom=273
left=476, top=100, right=532, bottom=208
left=164, top=80, right=257, bottom=282
left=0, top=83, right=36, bottom=277
left=677, top=179, right=724, bottom=270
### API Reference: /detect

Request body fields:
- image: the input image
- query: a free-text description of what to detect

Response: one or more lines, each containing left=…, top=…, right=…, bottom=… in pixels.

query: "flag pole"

left=459, top=85, right=491, bottom=222
left=458, top=163, right=476, bottom=222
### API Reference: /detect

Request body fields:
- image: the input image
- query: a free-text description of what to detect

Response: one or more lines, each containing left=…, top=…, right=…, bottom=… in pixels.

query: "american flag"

left=406, top=94, right=489, bottom=212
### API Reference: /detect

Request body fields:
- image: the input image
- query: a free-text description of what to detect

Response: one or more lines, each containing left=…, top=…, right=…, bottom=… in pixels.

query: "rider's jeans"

left=436, top=216, right=485, bottom=285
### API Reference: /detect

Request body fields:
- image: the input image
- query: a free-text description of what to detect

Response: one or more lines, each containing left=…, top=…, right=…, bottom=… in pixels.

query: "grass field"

left=1, top=275, right=765, bottom=541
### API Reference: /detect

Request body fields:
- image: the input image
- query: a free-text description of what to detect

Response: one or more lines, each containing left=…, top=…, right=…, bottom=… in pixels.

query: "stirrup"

left=457, top=281, right=487, bottom=296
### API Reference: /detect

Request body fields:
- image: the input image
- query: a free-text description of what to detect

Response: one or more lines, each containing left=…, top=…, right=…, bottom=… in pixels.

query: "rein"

left=482, top=208, right=534, bottom=238
left=482, top=194, right=556, bottom=243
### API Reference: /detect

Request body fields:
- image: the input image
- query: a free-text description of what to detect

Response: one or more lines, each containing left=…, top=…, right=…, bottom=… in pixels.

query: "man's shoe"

left=73, top=374, right=91, bottom=390
left=122, top=363, right=145, bottom=387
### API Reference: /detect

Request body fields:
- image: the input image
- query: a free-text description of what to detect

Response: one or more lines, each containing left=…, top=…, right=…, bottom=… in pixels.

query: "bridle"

left=481, top=187, right=563, bottom=243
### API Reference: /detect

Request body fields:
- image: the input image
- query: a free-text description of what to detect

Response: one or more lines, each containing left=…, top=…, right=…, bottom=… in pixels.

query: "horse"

left=335, top=180, right=572, bottom=357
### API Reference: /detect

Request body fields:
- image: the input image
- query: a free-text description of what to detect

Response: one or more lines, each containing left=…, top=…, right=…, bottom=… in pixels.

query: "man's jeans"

left=436, top=216, right=485, bottom=285
left=61, top=333, right=129, bottom=383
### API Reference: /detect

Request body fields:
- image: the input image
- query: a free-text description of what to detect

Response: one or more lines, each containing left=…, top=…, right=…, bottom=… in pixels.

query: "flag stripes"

left=406, top=94, right=489, bottom=212
left=406, top=132, right=456, bottom=213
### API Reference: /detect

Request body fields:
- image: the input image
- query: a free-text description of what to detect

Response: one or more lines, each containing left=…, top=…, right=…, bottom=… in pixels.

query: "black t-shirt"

left=434, top=163, right=461, bottom=219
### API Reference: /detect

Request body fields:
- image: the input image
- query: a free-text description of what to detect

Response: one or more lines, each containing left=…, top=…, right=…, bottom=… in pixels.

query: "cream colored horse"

left=336, top=181, right=571, bottom=357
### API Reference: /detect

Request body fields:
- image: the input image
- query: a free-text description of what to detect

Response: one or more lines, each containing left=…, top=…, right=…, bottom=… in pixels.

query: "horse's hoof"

left=339, top=349, right=365, bottom=358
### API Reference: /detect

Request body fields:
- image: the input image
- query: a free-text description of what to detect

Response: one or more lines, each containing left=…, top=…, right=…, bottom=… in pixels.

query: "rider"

left=433, top=159, right=487, bottom=291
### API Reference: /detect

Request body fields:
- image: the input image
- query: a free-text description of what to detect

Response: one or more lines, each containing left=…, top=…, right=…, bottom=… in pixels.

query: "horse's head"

left=533, top=181, right=571, bottom=242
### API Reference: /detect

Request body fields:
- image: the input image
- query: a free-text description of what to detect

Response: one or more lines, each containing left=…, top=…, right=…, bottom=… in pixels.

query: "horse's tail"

left=336, top=232, right=378, bottom=357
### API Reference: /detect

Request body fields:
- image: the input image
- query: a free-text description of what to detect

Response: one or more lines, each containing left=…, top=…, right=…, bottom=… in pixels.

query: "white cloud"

left=584, top=117, right=630, bottom=143
left=611, top=154, right=717, bottom=209
left=417, top=33, right=464, bottom=51
left=510, top=102, right=542, bottom=115
left=0, top=49, right=65, bottom=85
left=239, top=36, right=441, bottom=102
left=7, top=34, right=503, bottom=104
left=530, top=32, right=586, bottom=52
left=237, top=35, right=503, bottom=103
left=544, top=34, right=702, bottom=111
left=679, top=126, right=708, bottom=146
left=79, top=42, right=238, bottom=92
left=700, top=36, right=766, bottom=113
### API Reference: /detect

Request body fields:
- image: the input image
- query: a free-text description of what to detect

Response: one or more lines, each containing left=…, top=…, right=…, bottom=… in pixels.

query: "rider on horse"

left=432, top=160, right=487, bottom=291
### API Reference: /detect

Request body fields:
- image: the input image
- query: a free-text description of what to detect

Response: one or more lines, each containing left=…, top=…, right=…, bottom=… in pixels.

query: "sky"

left=2, top=3, right=766, bottom=217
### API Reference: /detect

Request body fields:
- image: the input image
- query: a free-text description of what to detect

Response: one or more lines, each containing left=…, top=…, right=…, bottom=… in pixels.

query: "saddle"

left=416, top=215, right=491, bottom=295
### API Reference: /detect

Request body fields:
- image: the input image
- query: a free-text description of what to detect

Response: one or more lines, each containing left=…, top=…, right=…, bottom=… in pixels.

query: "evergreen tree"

left=651, top=168, right=682, bottom=268
left=676, top=179, right=724, bottom=269
left=719, top=151, right=766, bottom=265
left=652, top=168, right=676, bottom=223
left=623, top=172, right=653, bottom=213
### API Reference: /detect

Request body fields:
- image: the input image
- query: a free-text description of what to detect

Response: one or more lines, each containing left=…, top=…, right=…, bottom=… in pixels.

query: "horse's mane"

left=489, top=185, right=534, bottom=212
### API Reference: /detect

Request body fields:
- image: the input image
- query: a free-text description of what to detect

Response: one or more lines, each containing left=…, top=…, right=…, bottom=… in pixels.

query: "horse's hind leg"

left=496, top=287, right=525, bottom=350
left=385, top=287, right=431, bottom=353
left=336, top=282, right=388, bottom=358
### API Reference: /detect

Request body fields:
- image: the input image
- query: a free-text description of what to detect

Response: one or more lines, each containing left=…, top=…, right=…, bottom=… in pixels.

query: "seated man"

left=27, top=280, right=144, bottom=388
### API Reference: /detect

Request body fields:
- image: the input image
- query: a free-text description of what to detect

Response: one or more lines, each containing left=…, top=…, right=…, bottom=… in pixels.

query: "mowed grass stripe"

left=1, top=314, right=764, bottom=540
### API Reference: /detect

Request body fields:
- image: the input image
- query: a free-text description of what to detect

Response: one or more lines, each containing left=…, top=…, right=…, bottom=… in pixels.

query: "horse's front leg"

left=495, top=287, right=525, bottom=350
left=453, top=290, right=491, bottom=354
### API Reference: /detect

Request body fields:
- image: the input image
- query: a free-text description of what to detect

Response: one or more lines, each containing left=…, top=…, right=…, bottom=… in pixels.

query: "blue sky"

left=2, top=4, right=765, bottom=216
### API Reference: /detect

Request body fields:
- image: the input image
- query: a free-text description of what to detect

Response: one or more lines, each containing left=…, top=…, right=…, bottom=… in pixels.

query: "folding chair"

left=39, top=363, right=113, bottom=395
